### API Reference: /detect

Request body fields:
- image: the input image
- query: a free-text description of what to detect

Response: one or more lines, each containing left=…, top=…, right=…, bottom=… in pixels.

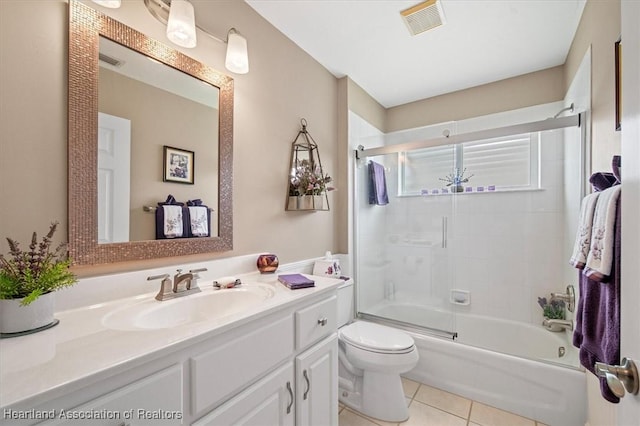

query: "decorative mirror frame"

left=68, top=0, right=233, bottom=266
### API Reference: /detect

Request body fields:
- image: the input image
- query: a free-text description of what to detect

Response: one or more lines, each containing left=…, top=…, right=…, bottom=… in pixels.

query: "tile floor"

left=338, top=377, right=549, bottom=426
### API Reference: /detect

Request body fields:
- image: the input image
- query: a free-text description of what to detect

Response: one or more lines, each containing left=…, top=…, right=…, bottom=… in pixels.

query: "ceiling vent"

left=99, top=52, right=124, bottom=67
left=401, top=0, right=446, bottom=36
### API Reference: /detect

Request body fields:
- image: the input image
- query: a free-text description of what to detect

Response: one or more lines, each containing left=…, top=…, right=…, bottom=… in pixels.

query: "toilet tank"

left=337, top=280, right=354, bottom=327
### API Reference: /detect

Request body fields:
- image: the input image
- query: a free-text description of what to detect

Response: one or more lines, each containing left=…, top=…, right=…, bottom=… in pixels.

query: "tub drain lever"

left=595, top=357, right=639, bottom=398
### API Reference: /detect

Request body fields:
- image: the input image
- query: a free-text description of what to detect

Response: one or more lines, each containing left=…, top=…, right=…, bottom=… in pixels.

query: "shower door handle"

left=441, top=217, right=448, bottom=248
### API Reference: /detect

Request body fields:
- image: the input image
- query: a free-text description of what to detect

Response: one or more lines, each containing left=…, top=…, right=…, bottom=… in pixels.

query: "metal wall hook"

left=595, top=358, right=639, bottom=398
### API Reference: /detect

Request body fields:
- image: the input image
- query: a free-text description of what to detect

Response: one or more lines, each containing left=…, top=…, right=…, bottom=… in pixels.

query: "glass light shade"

left=166, top=0, right=197, bottom=48
left=225, top=30, right=249, bottom=74
left=91, top=0, right=121, bottom=8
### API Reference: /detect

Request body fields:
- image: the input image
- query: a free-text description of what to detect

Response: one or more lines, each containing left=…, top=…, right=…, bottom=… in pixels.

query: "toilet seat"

left=340, top=321, right=415, bottom=354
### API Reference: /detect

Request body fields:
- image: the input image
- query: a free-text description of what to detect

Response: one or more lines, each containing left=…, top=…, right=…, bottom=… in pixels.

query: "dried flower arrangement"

left=537, top=296, right=565, bottom=320
left=289, top=159, right=334, bottom=196
left=0, top=222, right=77, bottom=306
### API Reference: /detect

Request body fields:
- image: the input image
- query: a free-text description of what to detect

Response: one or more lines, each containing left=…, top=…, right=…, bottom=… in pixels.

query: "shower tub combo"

left=353, top=108, right=588, bottom=426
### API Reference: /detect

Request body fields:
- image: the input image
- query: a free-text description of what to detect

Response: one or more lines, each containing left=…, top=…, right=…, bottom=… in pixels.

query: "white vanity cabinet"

left=37, top=365, right=183, bottom=426
left=193, top=293, right=338, bottom=426
left=295, top=334, right=338, bottom=426
left=2, top=285, right=339, bottom=426
left=192, top=363, right=295, bottom=426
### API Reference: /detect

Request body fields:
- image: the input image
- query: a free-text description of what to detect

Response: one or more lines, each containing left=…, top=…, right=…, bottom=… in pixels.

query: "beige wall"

left=386, top=66, right=565, bottom=132
left=0, top=0, right=339, bottom=275
left=345, top=78, right=387, bottom=132
left=565, top=0, right=621, bottom=174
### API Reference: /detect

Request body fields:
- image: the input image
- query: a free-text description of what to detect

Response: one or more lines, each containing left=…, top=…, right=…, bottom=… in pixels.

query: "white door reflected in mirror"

left=98, top=112, right=131, bottom=243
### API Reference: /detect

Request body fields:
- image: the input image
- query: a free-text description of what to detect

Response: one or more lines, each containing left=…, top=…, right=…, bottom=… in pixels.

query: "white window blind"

left=400, top=133, right=538, bottom=195
left=401, top=145, right=455, bottom=194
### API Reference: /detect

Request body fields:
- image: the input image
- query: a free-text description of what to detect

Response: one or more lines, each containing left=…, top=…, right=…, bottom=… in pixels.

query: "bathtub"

left=363, top=303, right=587, bottom=426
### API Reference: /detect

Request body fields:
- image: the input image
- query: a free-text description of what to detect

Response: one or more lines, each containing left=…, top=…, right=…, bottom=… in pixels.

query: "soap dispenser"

left=313, top=251, right=341, bottom=277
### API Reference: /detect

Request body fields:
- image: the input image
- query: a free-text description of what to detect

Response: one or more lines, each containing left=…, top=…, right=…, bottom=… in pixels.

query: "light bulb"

left=166, top=0, right=197, bottom=48
left=225, top=29, right=249, bottom=74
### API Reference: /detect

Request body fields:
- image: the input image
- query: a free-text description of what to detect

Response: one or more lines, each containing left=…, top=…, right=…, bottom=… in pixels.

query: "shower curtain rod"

left=355, top=113, right=583, bottom=159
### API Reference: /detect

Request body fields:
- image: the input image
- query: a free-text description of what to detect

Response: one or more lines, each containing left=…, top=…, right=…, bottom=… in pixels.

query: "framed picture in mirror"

left=163, top=145, right=195, bottom=184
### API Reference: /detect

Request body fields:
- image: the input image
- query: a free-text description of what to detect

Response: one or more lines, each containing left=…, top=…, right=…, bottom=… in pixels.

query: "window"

left=400, top=133, right=539, bottom=195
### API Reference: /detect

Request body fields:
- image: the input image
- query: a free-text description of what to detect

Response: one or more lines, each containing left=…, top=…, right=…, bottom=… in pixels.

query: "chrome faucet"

left=147, top=267, right=207, bottom=301
left=542, top=318, right=574, bottom=332
left=173, top=269, right=194, bottom=292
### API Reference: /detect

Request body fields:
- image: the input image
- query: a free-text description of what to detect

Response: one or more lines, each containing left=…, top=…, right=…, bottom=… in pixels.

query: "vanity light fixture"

left=166, top=0, right=197, bottom=48
left=90, top=0, right=121, bottom=8
left=225, top=28, right=249, bottom=74
left=144, top=0, right=250, bottom=74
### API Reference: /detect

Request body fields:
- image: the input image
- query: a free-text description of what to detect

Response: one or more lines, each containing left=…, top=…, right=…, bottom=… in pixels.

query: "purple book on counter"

left=278, top=273, right=315, bottom=289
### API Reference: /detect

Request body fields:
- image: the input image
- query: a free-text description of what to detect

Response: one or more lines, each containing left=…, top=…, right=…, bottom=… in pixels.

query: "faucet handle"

left=147, top=274, right=172, bottom=301
left=147, top=273, right=170, bottom=281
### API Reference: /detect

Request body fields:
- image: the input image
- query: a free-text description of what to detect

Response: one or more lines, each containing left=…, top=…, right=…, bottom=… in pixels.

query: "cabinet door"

left=295, top=334, right=338, bottom=426
left=193, top=363, right=295, bottom=426
left=39, top=365, right=182, bottom=426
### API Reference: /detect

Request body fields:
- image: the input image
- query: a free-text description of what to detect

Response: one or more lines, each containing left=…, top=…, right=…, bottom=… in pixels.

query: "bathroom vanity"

left=0, top=275, right=342, bottom=425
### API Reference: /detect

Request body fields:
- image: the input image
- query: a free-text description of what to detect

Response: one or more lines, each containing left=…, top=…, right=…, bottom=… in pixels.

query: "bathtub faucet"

left=542, top=318, right=573, bottom=332
left=550, top=284, right=575, bottom=312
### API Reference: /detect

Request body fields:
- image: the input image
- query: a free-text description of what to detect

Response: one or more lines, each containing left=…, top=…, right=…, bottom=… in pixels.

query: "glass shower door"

left=355, top=144, right=458, bottom=337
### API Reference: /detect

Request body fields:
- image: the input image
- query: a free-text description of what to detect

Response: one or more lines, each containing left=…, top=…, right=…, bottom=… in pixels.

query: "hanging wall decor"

left=286, top=119, right=332, bottom=211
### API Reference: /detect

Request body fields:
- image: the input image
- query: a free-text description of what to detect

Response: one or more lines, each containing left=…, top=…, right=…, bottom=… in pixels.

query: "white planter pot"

left=0, top=291, right=55, bottom=335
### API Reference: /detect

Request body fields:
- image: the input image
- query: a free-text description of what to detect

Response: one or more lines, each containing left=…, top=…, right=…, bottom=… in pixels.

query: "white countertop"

left=0, top=273, right=345, bottom=408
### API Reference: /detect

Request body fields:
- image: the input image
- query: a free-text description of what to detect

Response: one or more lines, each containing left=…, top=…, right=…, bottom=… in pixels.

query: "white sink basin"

left=102, top=284, right=275, bottom=331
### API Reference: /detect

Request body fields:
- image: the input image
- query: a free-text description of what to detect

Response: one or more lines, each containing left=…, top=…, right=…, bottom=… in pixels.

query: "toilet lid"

left=340, top=322, right=415, bottom=353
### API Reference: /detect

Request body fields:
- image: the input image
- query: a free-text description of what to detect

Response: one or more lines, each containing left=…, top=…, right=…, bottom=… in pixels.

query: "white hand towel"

left=163, top=205, right=183, bottom=238
left=584, top=185, right=621, bottom=281
left=188, top=206, right=209, bottom=237
left=569, top=192, right=600, bottom=269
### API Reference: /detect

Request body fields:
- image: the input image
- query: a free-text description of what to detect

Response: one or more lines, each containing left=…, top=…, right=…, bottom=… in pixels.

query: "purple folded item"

left=589, top=172, right=618, bottom=192
left=278, top=273, right=315, bottom=289
left=368, top=161, right=389, bottom=205
left=573, top=196, right=621, bottom=403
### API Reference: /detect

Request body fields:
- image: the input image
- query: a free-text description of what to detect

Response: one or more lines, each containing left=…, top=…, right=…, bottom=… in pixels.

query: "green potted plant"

left=0, top=222, right=77, bottom=335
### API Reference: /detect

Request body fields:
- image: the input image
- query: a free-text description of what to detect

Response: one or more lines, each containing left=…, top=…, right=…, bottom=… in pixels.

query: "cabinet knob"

left=317, top=317, right=328, bottom=326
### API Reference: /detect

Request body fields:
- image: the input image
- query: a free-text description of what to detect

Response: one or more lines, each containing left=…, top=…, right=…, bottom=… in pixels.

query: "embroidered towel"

left=569, top=192, right=600, bottom=269
left=368, top=161, right=389, bottom=205
left=188, top=206, right=209, bottom=237
left=573, top=196, right=621, bottom=403
left=162, top=205, right=183, bottom=238
left=584, top=185, right=621, bottom=281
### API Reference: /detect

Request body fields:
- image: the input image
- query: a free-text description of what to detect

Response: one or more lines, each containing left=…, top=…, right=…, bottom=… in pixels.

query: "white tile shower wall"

left=376, top=107, right=577, bottom=327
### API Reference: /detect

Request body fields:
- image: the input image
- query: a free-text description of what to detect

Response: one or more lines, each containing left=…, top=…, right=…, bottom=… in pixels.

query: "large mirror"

left=68, top=0, right=233, bottom=266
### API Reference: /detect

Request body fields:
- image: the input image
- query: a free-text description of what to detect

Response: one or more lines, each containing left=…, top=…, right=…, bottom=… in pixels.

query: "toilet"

left=337, top=281, right=419, bottom=422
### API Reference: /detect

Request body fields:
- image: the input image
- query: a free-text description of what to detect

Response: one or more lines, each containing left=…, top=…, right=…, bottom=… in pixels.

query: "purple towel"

left=572, top=196, right=621, bottom=403
left=589, top=172, right=618, bottom=192
left=368, top=161, right=389, bottom=205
